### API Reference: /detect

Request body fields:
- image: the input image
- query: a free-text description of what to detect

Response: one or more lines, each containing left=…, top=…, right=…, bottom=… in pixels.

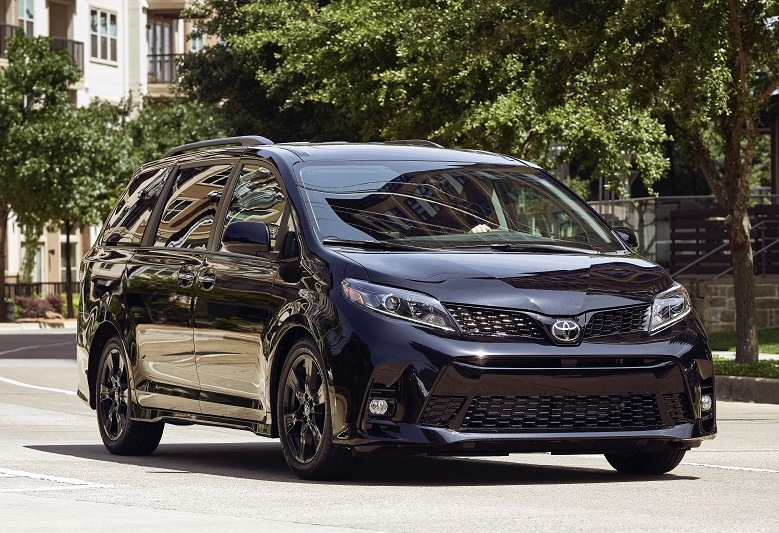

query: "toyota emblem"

left=551, top=319, right=581, bottom=342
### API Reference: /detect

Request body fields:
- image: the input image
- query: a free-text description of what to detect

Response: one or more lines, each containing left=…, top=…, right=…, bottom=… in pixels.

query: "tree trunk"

left=64, top=221, right=75, bottom=319
left=0, top=204, right=8, bottom=321
left=727, top=210, right=759, bottom=363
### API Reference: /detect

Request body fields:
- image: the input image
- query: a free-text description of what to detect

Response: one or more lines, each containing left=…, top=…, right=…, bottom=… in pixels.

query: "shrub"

left=13, top=294, right=63, bottom=319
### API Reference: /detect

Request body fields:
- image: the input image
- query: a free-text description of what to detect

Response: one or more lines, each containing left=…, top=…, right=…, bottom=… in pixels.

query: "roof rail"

left=162, top=136, right=274, bottom=159
left=381, top=139, right=444, bottom=148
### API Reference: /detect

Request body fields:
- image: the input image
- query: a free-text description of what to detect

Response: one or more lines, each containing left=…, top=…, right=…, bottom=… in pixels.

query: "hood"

left=338, top=251, right=673, bottom=316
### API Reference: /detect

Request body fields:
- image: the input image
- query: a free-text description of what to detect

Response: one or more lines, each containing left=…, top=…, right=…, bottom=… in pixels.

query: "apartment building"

left=1, top=0, right=196, bottom=295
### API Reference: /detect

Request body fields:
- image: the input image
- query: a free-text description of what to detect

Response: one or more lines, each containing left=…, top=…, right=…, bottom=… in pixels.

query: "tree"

left=14, top=101, right=133, bottom=318
left=181, top=0, right=668, bottom=186
left=0, top=34, right=80, bottom=317
left=556, top=0, right=779, bottom=363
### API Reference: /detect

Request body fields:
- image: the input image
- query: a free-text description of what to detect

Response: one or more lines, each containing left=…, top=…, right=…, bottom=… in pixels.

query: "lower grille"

left=461, top=394, right=662, bottom=431
left=419, top=396, right=467, bottom=428
left=663, top=393, right=693, bottom=423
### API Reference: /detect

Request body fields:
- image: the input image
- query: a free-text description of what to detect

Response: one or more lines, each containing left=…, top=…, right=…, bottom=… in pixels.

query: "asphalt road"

left=1, top=342, right=778, bottom=532
left=0, top=331, right=76, bottom=359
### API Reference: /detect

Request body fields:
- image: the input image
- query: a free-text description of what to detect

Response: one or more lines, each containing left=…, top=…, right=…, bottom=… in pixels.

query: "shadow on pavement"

left=27, top=441, right=697, bottom=486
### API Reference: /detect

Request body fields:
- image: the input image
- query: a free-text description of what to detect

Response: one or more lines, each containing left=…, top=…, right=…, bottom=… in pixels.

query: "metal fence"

left=148, top=53, right=183, bottom=84
left=589, top=195, right=779, bottom=276
left=50, top=36, right=85, bottom=72
left=0, top=23, right=16, bottom=58
left=4, top=282, right=80, bottom=300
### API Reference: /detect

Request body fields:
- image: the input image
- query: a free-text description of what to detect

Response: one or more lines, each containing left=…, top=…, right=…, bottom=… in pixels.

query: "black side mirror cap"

left=222, top=221, right=271, bottom=255
left=613, top=226, right=639, bottom=249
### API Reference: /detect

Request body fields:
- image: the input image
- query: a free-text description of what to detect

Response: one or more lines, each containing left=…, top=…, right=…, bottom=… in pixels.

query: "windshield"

left=296, top=161, right=623, bottom=253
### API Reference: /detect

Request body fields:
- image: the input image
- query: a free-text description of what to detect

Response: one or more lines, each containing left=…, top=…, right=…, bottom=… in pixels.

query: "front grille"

left=445, top=305, right=543, bottom=338
left=663, top=393, right=693, bottom=423
left=584, top=306, right=649, bottom=337
left=460, top=394, right=662, bottom=431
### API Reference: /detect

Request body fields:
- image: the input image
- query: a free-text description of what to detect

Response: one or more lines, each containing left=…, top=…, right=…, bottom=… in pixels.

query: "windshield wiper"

left=321, top=238, right=426, bottom=251
left=489, top=242, right=602, bottom=254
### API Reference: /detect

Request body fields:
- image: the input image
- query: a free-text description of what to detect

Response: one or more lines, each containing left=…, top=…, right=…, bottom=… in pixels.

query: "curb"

left=716, top=375, right=779, bottom=405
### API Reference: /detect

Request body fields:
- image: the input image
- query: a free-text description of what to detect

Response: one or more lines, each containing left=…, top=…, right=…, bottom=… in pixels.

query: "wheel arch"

left=268, top=324, right=312, bottom=438
left=87, top=321, right=123, bottom=409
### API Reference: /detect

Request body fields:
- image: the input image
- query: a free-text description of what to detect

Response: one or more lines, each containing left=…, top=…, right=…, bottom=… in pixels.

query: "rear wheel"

left=277, top=338, right=357, bottom=480
left=605, top=450, right=686, bottom=475
left=96, top=337, right=164, bottom=455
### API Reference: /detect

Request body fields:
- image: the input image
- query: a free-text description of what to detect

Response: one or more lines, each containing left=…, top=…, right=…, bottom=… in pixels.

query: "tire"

left=96, top=337, right=164, bottom=455
left=277, top=338, right=357, bottom=480
left=605, top=449, right=686, bottom=475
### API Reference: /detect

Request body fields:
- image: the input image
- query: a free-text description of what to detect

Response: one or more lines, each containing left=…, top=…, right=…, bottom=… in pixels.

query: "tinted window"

left=221, top=164, right=287, bottom=251
left=297, top=162, right=620, bottom=252
left=102, top=167, right=171, bottom=245
left=154, top=164, right=232, bottom=249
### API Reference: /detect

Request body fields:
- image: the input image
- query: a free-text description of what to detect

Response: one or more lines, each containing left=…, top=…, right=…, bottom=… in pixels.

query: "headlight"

left=342, top=278, right=458, bottom=332
left=649, top=283, right=691, bottom=333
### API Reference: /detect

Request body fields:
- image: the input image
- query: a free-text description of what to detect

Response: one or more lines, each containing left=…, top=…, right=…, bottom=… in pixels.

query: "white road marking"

left=0, top=468, right=114, bottom=492
left=0, top=376, right=76, bottom=396
left=0, top=341, right=72, bottom=356
left=681, top=462, right=779, bottom=473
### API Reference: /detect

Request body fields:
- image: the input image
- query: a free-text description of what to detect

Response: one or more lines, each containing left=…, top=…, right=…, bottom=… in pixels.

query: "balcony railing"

left=148, top=53, right=183, bottom=84
left=51, top=37, right=85, bottom=72
left=1, top=23, right=18, bottom=58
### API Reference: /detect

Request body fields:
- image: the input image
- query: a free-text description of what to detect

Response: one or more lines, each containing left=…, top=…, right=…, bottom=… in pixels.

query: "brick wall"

left=680, top=275, right=779, bottom=333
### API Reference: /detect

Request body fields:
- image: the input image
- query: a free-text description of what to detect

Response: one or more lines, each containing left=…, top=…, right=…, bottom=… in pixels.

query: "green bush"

left=714, top=357, right=779, bottom=379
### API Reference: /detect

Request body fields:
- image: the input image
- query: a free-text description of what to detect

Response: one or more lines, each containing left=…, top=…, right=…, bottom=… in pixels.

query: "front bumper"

left=327, top=307, right=717, bottom=454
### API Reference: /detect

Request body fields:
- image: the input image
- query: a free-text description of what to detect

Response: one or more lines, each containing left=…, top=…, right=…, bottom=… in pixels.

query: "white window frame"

left=19, top=0, right=34, bottom=36
left=90, top=7, right=118, bottom=64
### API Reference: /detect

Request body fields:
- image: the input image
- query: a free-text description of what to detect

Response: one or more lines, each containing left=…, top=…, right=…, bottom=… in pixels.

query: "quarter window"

left=155, top=164, right=232, bottom=249
left=102, top=166, right=171, bottom=246
left=90, top=8, right=118, bottom=63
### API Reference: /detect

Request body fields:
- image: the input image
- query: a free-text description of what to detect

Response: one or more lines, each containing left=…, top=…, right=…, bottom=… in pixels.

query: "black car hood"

left=339, top=251, right=673, bottom=316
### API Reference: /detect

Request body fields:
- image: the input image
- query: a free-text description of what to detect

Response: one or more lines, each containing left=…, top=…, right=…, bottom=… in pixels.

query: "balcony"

left=50, top=37, right=84, bottom=73
left=1, top=23, right=17, bottom=59
left=148, top=53, right=183, bottom=84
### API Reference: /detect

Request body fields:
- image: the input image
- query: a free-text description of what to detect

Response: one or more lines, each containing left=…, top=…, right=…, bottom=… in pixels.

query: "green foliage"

left=713, top=358, right=779, bottom=379
left=709, top=328, right=779, bottom=354
left=180, top=0, right=668, bottom=191
left=123, top=97, right=231, bottom=168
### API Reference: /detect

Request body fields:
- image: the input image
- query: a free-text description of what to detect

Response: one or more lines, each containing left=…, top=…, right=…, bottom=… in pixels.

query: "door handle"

left=198, top=268, right=216, bottom=291
left=178, top=268, right=195, bottom=288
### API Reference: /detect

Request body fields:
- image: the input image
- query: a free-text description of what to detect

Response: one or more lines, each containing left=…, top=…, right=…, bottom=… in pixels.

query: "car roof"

left=266, top=142, right=535, bottom=166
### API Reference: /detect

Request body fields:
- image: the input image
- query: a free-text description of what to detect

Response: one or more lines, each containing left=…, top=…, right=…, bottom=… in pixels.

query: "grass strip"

left=707, top=327, right=779, bottom=354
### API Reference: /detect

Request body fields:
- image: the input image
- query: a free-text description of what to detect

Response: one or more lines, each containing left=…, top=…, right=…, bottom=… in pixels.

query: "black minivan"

left=77, top=137, right=716, bottom=479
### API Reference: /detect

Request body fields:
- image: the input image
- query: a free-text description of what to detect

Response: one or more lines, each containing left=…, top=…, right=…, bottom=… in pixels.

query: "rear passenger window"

left=102, top=167, right=171, bottom=245
left=154, top=164, right=233, bottom=249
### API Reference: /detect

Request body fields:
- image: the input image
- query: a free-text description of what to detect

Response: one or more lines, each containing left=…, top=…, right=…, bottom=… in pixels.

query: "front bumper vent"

left=663, top=393, right=693, bottom=423
left=418, top=395, right=467, bottom=428
left=460, top=394, right=662, bottom=431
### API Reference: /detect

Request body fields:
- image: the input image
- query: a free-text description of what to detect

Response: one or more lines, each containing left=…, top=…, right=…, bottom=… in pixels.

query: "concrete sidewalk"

left=0, top=319, right=77, bottom=332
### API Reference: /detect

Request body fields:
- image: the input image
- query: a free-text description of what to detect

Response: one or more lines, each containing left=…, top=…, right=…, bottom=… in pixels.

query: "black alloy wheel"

left=277, top=339, right=357, bottom=480
left=96, top=338, right=164, bottom=455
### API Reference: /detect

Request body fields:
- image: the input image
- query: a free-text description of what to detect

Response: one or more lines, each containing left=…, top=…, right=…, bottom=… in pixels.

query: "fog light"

left=368, top=398, right=389, bottom=416
left=701, top=394, right=713, bottom=412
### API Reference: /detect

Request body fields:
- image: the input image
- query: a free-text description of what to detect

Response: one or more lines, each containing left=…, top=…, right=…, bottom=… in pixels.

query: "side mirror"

left=613, top=226, right=639, bottom=249
left=222, top=221, right=270, bottom=256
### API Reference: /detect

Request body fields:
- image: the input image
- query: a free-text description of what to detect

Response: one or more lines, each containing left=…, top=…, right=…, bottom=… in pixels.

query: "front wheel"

left=605, top=450, right=686, bottom=475
left=277, top=338, right=357, bottom=480
left=96, top=337, right=164, bottom=455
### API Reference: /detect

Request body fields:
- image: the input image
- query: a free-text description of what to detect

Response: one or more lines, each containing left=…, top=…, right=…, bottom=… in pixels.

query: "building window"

left=90, top=8, right=117, bottom=63
left=19, top=0, right=34, bottom=36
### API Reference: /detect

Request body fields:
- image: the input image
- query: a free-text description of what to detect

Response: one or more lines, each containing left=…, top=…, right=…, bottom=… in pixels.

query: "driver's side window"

left=221, top=163, right=287, bottom=251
